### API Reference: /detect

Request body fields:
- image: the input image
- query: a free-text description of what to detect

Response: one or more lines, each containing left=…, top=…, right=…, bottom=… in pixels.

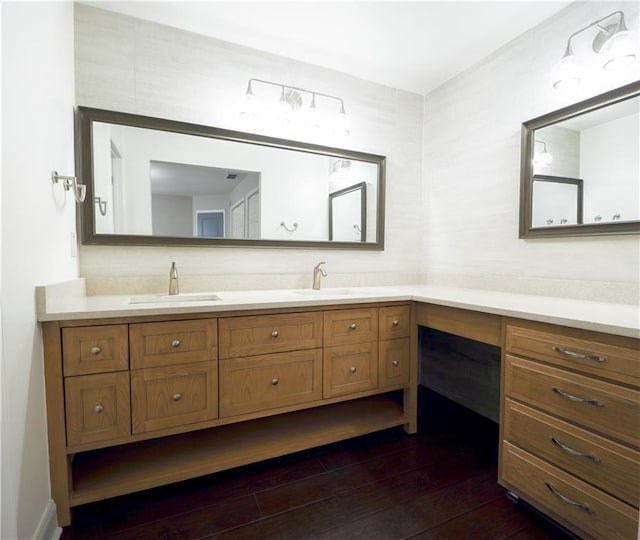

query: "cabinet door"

left=62, top=325, right=128, bottom=376
left=130, top=319, right=217, bottom=369
left=324, top=342, right=378, bottom=398
left=379, top=338, right=410, bottom=389
left=65, top=372, right=131, bottom=446
left=131, top=361, right=217, bottom=433
left=219, top=350, right=322, bottom=417
left=324, top=308, right=378, bottom=347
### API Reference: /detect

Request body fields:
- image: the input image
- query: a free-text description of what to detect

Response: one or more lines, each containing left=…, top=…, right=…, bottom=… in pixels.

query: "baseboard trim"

left=33, top=500, right=61, bottom=540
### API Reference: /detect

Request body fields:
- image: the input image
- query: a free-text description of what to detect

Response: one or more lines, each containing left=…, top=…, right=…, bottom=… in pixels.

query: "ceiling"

left=84, top=1, right=571, bottom=95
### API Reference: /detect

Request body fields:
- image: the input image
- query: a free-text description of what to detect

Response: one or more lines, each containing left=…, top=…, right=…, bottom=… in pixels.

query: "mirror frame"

left=519, top=80, right=640, bottom=238
left=328, top=182, right=366, bottom=242
left=76, top=106, right=386, bottom=250
left=532, top=174, right=584, bottom=227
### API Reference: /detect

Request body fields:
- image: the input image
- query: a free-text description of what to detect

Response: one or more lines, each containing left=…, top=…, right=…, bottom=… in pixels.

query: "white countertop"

left=36, top=281, right=639, bottom=338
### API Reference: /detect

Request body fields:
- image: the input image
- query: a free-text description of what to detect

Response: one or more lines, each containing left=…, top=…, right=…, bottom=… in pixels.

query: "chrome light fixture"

left=552, top=10, right=638, bottom=90
left=240, top=78, right=350, bottom=135
left=532, top=140, right=553, bottom=166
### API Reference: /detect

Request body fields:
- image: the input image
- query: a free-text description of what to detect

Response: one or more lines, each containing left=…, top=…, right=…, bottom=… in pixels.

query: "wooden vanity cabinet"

left=500, top=320, right=640, bottom=540
left=42, top=302, right=414, bottom=527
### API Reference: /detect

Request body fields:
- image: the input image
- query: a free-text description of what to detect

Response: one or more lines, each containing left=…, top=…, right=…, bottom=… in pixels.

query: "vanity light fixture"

left=240, top=78, right=350, bottom=135
left=51, top=170, right=86, bottom=203
left=329, top=159, right=352, bottom=182
left=532, top=140, right=553, bottom=166
left=552, top=10, right=639, bottom=90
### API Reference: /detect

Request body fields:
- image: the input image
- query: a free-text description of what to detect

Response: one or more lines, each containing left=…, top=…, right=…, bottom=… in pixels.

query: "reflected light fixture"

left=533, top=140, right=553, bottom=166
left=552, top=10, right=639, bottom=90
left=240, top=78, right=350, bottom=135
left=329, top=159, right=352, bottom=182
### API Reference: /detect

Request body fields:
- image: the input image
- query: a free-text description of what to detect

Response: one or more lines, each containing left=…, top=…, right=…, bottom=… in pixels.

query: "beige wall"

left=75, top=4, right=424, bottom=294
left=422, top=1, right=640, bottom=303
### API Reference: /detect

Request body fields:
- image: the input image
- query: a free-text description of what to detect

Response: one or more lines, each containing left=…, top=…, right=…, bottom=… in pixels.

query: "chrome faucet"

left=312, top=261, right=327, bottom=290
left=169, top=262, right=179, bottom=295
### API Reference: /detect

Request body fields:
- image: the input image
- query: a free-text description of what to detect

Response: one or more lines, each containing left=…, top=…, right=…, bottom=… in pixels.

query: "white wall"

left=422, top=1, right=640, bottom=303
left=74, top=3, right=424, bottom=294
left=1, top=2, right=77, bottom=538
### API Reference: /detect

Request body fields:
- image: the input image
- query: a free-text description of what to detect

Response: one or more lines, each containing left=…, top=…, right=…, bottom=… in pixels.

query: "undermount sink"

left=128, top=292, right=221, bottom=304
left=294, top=289, right=354, bottom=297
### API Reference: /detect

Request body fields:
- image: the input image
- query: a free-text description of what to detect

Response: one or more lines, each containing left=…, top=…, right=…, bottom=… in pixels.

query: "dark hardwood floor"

left=61, top=388, right=575, bottom=540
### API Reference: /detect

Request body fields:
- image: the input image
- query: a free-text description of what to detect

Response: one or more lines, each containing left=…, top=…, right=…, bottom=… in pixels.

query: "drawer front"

left=219, top=349, right=322, bottom=417
left=131, top=361, right=217, bottom=433
left=324, top=342, right=378, bottom=398
left=504, top=399, right=640, bottom=507
left=502, top=442, right=638, bottom=540
left=379, top=305, right=411, bottom=341
left=130, top=319, right=217, bottom=369
left=219, top=312, right=322, bottom=359
left=65, top=372, right=131, bottom=446
left=62, top=325, right=128, bottom=376
left=324, top=308, right=378, bottom=347
left=505, top=355, right=640, bottom=448
left=506, top=325, right=639, bottom=387
left=379, top=338, right=410, bottom=389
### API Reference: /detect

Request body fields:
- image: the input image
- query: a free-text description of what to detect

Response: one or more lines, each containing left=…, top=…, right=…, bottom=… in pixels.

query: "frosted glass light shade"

left=600, top=30, right=638, bottom=70
left=552, top=54, right=581, bottom=90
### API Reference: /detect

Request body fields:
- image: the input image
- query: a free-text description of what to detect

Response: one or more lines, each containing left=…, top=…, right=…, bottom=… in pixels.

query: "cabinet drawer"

left=219, top=349, right=322, bottom=417
left=219, top=312, right=322, bottom=359
left=506, top=325, right=639, bottom=387
left=130, top=319, right=217, bottom=369
left=502, top=442, right=638, bottom=540
left=379, top=338, right=410, bottom=388
left=65, top=372, right=131, bottom=446
left=379, top=305, right=410, bottom=340
left=131, top=361, right=217, bottom=433
left=324, top=308, right=378, bottom=347
left=505, top=355, right=640, bottom=448
left=324, top=342, right=378, bottom=398
left=504, top=399, right=640, bottom=507
left=62, top=325, right=128, bottom=376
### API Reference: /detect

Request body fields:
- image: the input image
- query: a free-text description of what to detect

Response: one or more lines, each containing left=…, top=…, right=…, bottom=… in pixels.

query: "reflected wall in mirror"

left=329, top=182, right=366, bottom=242
left=520, top=81, right=640, bottom=238
left=79, top=107, right=386, bottom=249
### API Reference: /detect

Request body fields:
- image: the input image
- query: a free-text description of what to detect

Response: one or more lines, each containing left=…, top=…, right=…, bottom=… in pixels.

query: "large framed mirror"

left=519, top=81, right=640, bottom=238
left=77, top=107, right=386, bottom=249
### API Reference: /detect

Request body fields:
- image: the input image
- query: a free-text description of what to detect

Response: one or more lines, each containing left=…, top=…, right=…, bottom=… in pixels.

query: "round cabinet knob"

left=93, top=405, right=104, bottom=414
left=349, top=366, right=357, bottom=373
left=392, top=360, right=399, bottom=367
left=349, top=323, right=357, bottom=330
left=90, top=346, right=101, bottom=355
left=171, top=339, right=181, bottom=348
left=392, top=320, right=400, bottom=327
left=271, top=331, right=279, bottom=338
left=172, top=393, right=182, bottom=402
left=271, top=378, right=279, bottom=386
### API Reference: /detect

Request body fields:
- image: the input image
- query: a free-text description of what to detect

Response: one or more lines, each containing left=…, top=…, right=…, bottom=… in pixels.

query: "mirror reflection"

left=520, top=81, right=640, bottom=238
left=329, top=182, right=366, bottom=241
left=80, top=107, right=385, bottom=249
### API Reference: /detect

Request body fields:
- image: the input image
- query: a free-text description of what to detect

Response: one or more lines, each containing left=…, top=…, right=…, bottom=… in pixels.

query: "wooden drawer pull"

left=552, top=346, right=605, bottom=363
left=545, top=482, right=593, bottom=514
left=271, top=331, right=279, bottom=338
left=93, top=405, right=104, bottom=414
left=552, top=387, right=603, bottom=407
left=90, top=346, right=101, bottom=355
left=171, top=339, right=181, bottom=348
left=550, top=437, right=601, bottom=462
left=349, top=323, right=357, bottom=330
left=172, top=393, right=182, bottom=402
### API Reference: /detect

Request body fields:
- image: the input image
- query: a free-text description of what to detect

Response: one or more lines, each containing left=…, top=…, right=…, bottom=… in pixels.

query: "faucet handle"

left=314, top=261, right=327, bottom=276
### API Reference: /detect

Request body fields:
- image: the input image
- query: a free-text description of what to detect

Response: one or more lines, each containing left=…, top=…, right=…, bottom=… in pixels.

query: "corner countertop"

left=35, top=281, right=639, bottom=339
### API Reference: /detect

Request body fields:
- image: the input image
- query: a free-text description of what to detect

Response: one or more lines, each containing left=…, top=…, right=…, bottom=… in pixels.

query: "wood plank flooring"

left=61, top=388, right=575, bottom=539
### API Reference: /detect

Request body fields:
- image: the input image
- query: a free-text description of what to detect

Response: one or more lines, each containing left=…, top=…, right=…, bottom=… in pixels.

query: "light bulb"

left=552, top=54, right=581, bottom=90
left=335, top=103, right=351, bottom=135
left=600, top=30, right=638, bottom=70
left=533, top=152, right=553, bottom=166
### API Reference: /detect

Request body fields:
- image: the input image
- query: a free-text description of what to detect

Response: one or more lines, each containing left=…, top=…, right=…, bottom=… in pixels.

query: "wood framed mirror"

left=519, top=81, right=640, bottom=238
left=77, top=107, right=386, bottom=249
